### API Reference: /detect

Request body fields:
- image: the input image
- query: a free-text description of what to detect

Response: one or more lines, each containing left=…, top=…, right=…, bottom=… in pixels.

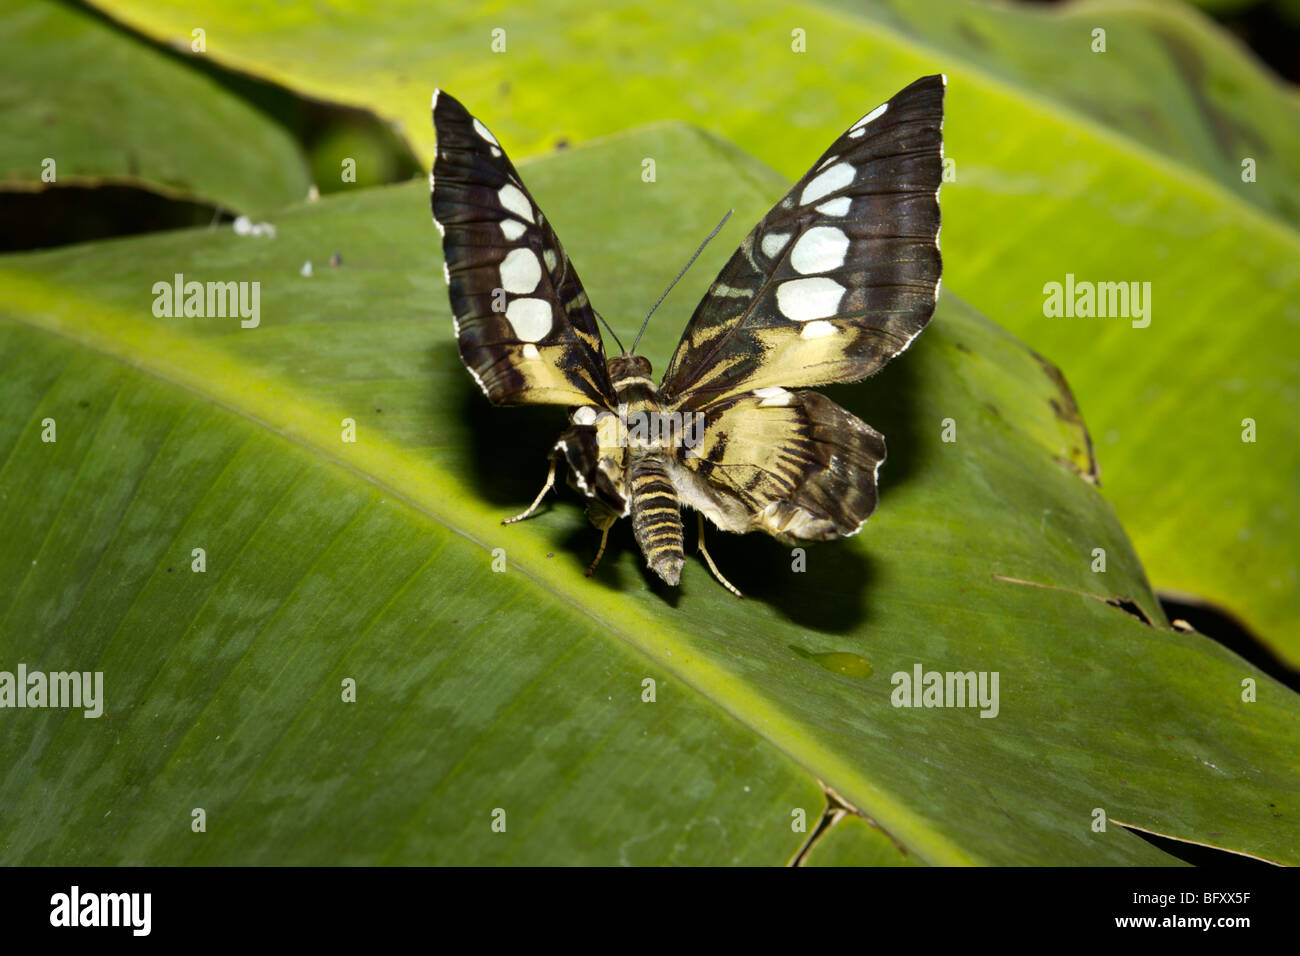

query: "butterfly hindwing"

left=431, top=91, right=616, bottom=408
left=554, top=415, right=629, bottom=517
left=675, top=387, right=886, bottom=542
left=660, top=74, right=945, bottom=409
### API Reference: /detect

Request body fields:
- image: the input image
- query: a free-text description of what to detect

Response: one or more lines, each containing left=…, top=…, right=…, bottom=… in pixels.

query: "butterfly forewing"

left=431, top=91, right=616, bottom=408
left=659, top=74, right=945, bottom=409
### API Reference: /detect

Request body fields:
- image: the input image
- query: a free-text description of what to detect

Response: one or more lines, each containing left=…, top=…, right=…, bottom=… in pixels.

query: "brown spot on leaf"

left=1030, top=348, right=1100, bottom=484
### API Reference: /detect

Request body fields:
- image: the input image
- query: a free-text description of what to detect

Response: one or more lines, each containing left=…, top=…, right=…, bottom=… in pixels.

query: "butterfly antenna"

left=592, top=307, right=626, bottom=355
left=630, top=208, right=733, bottom=355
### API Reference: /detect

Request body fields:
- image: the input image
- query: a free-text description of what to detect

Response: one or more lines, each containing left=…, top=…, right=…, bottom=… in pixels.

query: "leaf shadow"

left=685, top=528, right=877, bottom=633
left=823, top=336, right=930, bottom=497
left=451, top=346, right=567, bottom=509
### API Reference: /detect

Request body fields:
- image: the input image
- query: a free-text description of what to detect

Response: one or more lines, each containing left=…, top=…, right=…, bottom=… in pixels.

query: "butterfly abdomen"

left=629, top=454, right=685, bottom=586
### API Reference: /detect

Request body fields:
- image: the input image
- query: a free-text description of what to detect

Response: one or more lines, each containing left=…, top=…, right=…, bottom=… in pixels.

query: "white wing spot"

left=800, top=162, right=854, bottom=206
left=428, top=171, right=436, bottom=191
left=544, top=249, right=558, bottom=271
left=500, top=219, right=526, bottom=241
left=499, top=248, right=542, bottom=294
left=498, top=184, right=535, bottom=223
left=791, top=226, right=849, bottom=275
left=761, top=232, right=791, bottom=260
left=522, top=344, right=540, bottom=360
left=473, top=118, right=499, bottom=145
left=801, top=320, right=836, bottom=339
left=574, top=406, right=598, bottom=426
left=816, top=196, right=851, bottom=217
left=776, top=277, right=845, bottom=321
left=816, top=153, right=840, bottom=172
left=505, top=298, right=552, bottom=341
left=753, top=386, right=793, bottom=407
left=851, top=102, right=888, bottom=131
left=442, top=262, right=450, bottom=285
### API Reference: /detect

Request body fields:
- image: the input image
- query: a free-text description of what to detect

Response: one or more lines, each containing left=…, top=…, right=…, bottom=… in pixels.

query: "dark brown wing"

left=660, top=75, right=945, bottom=410
left=431, top=90, right=616, bottom=408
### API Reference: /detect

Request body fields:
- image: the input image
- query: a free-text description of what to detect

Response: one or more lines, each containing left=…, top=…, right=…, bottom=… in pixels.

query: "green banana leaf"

left=838, top=0, right=1300, bottom=228
left=2, top=124, right=1295, bottom=864
left=0, top=0, right=310, bottom=215
left=81, top=0, right=1300, bottom=669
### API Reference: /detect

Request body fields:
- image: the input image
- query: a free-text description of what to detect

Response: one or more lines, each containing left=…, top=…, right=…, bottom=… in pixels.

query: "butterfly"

left=431, top=75, right=944, bottom=596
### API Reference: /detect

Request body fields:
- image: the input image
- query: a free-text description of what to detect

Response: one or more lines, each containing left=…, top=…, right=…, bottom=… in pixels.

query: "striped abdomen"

left=630, top=454, right=685, bottom=586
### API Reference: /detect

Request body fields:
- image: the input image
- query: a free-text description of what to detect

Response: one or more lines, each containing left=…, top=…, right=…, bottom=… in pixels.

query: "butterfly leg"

left=696, top=512, right=743, bottom=599
left=502, top=457, right=557, bottom=525
left=585, top=507, right=617, bottom=577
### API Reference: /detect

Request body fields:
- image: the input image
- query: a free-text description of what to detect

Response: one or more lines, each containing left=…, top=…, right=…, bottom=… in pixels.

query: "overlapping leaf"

left=0, top=0, right=309, bottom=214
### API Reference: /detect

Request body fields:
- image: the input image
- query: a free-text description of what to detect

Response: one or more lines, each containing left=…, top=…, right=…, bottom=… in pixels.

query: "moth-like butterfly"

left=431, top=75, right=944, bottom=596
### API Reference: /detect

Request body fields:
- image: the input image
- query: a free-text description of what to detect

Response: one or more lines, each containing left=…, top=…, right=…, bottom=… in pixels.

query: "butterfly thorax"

left=606, top=353, right=653, bottom=392
left=605, top=355, right=693, bottom=449
left=604, top=355, right=687, bottom=586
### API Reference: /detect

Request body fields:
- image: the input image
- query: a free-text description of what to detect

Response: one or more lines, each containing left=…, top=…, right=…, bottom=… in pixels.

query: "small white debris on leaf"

left=234, top=216, right=277, bottom=238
